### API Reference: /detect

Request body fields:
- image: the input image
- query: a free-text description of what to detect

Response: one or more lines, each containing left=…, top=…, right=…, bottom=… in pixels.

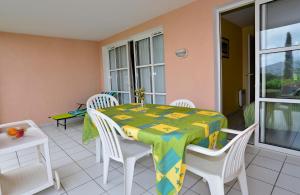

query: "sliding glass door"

left=106, top=28, right=166, bottom=104
left=134, top=32, right=166, bottom=104
left=256, top=0, right=300, bottom=153
left=108, top=44, right=131, bottom=104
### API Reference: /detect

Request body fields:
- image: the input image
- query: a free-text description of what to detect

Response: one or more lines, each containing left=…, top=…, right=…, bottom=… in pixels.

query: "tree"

left=284, top=32, right=293, bottom=79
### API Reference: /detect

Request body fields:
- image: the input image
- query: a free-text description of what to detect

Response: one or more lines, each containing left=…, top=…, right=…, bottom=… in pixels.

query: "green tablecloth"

left=83, top=103, right=227, bottom=195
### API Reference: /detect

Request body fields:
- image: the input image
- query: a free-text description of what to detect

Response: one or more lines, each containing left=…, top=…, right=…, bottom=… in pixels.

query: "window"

left=105, top=28, right=166, bottom=104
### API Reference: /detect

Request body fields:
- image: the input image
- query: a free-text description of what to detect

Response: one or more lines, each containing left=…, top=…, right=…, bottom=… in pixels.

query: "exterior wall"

left=100, top=0, right=233, bottom=110
left=221, top=18, right=243, bottom=115
left=0, top=32, right=102, bottom=124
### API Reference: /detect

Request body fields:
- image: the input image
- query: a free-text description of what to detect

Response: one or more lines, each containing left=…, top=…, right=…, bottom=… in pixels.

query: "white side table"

left=0, top=120, right=60, bottom=195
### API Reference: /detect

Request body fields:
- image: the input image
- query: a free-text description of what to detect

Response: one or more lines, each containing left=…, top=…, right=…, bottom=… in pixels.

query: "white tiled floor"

left=1, top=120, right=300, bottom=195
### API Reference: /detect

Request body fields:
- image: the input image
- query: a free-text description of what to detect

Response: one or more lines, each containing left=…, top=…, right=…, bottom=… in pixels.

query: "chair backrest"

left=87, top=94, right=119, bottom=110
left=170, top=99, right=196, bottom=108
left=222, top=123, right=257, bottom=181
left=88, top=108, right=128, bottom=162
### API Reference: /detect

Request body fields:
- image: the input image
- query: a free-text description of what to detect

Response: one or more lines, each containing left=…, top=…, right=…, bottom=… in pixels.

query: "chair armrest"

left=186, top=144, right=226, bottom=157
left=221, top=128, right=241, bottom=135
left=187, top=129, right=240, bottom=157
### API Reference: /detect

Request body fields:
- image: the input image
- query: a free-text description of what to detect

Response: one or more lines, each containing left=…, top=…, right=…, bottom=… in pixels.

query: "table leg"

left=64, top=119, right=67, bottom=130
left=43, top=141, right=54, bottom=185
left=36, top=145, right=42, bottom=163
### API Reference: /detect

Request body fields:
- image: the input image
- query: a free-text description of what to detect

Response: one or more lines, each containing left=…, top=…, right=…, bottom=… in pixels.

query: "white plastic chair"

left=88, top=109, right=151, bottom=195
left=185, top=123, right=257, bottom=195
left=170, top=99, right=196, bottom=108
left=87, top=94, right=119, bottom=109
left=87, top=94, right=119, bottom=163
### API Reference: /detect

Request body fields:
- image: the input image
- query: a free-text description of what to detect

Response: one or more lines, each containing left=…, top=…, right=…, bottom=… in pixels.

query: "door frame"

left=215, top=0, right=300, bottom=156
left=214, top=0, right=255, bottom=112
left=247, top=34, right=255, bottom=104
left=254, top=0, right=300, bottom=156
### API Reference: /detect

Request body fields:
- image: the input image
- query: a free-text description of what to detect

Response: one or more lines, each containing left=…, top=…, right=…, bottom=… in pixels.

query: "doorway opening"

left=219, top=3, right=255, bottom=142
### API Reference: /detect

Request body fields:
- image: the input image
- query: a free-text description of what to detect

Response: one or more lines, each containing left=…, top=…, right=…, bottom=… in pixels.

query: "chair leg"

left=238, top=166, right=249, bottom=195
left=103, top=155, right=110, bottom=185
left=207, top=176, right=224, bottom=195
left=96, top=138, right=101, bottom=163
left=124, top=158, right=136, bottom=195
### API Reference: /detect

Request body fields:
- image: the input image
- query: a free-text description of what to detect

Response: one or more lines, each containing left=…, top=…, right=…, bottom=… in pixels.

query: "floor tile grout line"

left=270, top=155, right=287, bottom=195
left=279, top=171, right=300, bottom=180
left=256, top=153, right=286, bottom=163
left=246, top=175, right=278, bottom=186
left=114, top=166, right=151, bottom=192
left=274, top=185, right=300, bottom=195
left=47, top=128, right=137, bottom=194
left=59, top=127, right=95, bottom=155
left=46, top=127, right=154, bottom=194
left=285, top=160, right=300, bottom=167
left=46, top=134, right=78, bottom=193
left=39, top=127, right=300, bottom=195
left=46, top=131, right=109, bottom=193
left=225, top=147, right=261, bottom=195
left=249, top=163, right=281, bottom=173
left=184, top=178, right=202, bottom=195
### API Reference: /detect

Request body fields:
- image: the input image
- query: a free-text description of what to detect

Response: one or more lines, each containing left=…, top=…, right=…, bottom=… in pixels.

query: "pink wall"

left=100, top=0, right=232, bottom=110
left=0, top=32, right=102, bottom=124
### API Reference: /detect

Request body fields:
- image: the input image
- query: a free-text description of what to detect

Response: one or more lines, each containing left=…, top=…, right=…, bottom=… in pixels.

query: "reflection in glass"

left=260, top=102, right=300, bottom=150
left=116, top=45, right=127, bottom=68
left=109, top=49, right=116, bottom=70
left=155, top=95, right=166, bottom=104
left=118, top=70, right=128, bottom=91
left=137, top=67, right=152, bottom=92
left=119, top=93, right=130, bottom=104
left=136, top=38, right=151, bottom=66
left=110, top=71, right=118, bottom=91
left=154, top=66, right=165, bottom=93
left=144, top=94, right=152, bottom=104
left=261, top=50, right=300, bottom=98
left=260, top=0, right=300, bottom=49
left=153, top=34, right=164, bottom=64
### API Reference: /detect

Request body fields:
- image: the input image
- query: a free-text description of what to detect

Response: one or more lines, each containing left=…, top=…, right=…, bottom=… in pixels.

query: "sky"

left=261, top=22, right=300, bottom=66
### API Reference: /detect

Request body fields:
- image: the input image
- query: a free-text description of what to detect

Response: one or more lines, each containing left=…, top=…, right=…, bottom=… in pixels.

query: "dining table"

left=83, top=103, right=227, bottom=195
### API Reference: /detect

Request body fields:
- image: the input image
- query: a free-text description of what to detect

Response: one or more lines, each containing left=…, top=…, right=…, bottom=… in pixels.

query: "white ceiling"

left=0, top=0, right=194, bottom=41
left=222, top=5, right=255, bottom=28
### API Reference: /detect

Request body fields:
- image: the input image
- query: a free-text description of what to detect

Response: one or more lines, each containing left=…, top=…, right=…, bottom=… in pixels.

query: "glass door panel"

left=260, top=0, right=300, bottom=50
left=144, top=94, right=153, bottom=104
left=118, top=70, right=129, bottom=91
left=110, top=71, right=118, bottom=91
left=154, top=65, right=165, bottom=93
left=108, top=44, right=131, bottom=103
left=153, top=34, right=164, bottom=64
left=109, top=49, right=116, bottom=70
left=136, top=38, right=151, bottom=66
left=116, top=45, right=128, bottom=68
left=155, top=95, right=166, bottom=105
left=137, top=67, right=152, bottom=93
left=119, top=93, right=130, bottom=104
left=261, top=50, right=300, bottom=98
left=260, top=102, right=300, bottom=150
left=257, top=0, right=300, bottom=153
